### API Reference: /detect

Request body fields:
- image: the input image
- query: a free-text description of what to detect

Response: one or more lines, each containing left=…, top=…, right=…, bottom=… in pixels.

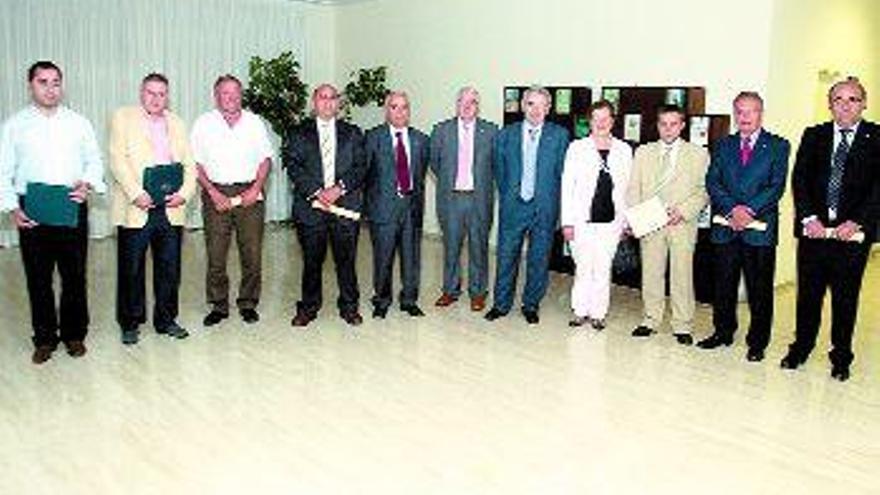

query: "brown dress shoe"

left=470, top=295, right=486, bottom=312
left=291, top=311, right=315, bottom=327
left=434, top=293, right=457, bottom=307
left=64, top=341, right=87, bottom=358
left=32, top=345, right=55, bottom=365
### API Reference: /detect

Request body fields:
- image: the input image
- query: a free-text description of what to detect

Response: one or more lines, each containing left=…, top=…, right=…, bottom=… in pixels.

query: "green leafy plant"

left=242, top=51, right=309, bottom=141
left=341, top=66, right=389, bottom=118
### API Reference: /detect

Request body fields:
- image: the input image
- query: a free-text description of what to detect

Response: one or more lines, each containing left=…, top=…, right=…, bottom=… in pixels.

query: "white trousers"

left=570, top=222, right=620, bottom=319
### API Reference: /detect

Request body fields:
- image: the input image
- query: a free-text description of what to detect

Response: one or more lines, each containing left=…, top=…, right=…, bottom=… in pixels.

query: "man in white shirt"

left=191, top=74, right=273, bottom=327
left=0, top=61, right=105, bottom=364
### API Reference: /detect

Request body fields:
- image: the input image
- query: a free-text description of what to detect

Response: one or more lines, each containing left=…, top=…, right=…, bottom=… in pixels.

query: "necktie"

left=827, top=128, right=852, bottom=217
left=455, top=123, right=473, bottom=190
left=740, top=137, right=753, bottom=166
left=320, top=124, right=334, bottom=187
left=395, top=131, right=411, bottom=194
left=657, top=144, right=674, bottom=187
left=520, top=127, right=539, bottom=201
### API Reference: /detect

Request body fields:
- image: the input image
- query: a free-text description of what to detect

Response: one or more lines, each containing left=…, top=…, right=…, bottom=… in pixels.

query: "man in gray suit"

left=429, top=87, right=498, bottom=312
left=364, top=90, right=430, bottom=318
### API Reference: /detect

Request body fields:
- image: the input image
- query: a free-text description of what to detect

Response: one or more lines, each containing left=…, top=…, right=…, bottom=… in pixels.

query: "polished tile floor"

left=0, top=226, right=878, bottom=494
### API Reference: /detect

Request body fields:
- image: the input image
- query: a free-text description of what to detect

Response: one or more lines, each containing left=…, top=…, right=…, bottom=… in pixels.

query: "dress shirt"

left=0, top=105, right=106, bottom=212
left=316, top=117, right=337, bottom=187
left=455, top=118, right=475, bottom=191
left=146, top=113, right=173, bottom=164
left=190, top=109, right=274, bottom=185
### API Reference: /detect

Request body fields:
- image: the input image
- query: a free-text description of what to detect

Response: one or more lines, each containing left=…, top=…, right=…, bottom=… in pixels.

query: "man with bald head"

left=284, top=83, right=366, bottom=327
left=429, top=87, right=498, bottom=312
left=363, top=90, right=430, bottom=319
left=782, top=78, right=880, bottom=381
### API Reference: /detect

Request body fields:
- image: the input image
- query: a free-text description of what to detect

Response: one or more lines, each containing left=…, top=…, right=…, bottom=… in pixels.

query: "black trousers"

left=370, top=199, right=421, bottom=310
left=116, top=209, right=183, bottom=332
left=295, top=215, right=360, bottom=316
left=790, top=238, right=870, bottom=367
left=712, top=240, right=776, bottom=351
left=18, top=203, right=89, bottom=347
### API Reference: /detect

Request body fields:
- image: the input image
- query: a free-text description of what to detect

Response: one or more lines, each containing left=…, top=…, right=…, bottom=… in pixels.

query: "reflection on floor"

left=0, top=225, right=877, bottom=494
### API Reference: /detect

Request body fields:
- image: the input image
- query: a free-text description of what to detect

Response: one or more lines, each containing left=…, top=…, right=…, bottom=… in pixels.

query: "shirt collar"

left=834, top=120, right=860, bottom=136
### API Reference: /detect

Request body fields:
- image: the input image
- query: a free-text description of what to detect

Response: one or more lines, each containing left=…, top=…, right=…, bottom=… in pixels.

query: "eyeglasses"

left=832, top=96, right=864, bottom=105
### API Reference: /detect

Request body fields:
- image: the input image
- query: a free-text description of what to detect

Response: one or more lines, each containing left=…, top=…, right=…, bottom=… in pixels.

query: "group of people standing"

left=2, top=61, right=877, bottom=382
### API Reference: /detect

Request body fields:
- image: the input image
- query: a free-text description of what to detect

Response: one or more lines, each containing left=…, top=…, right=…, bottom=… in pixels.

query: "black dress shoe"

left=291, top=310, right=315, bottom=327
left=372, top=307, right=388, bottom=319
left=342, top=311, right=363, bottom=326
left=158, top=323, right=189, bottom=339
left=203, top=310, right=229, bottom=327
left=674, top=333, right=694, bottom=346
left=121, top=329, right=139, bottom=346
left=632, top=325, right=654, bottom=337
left=569, top=316, right=588, bottom=327
left=64, top=340, right=87, bottom=358
left=400, top=304, right=425, bottom=317
left=780, top=353, right=802, bottom=370
left=522, top=310, right=539, bottom=325
left=831, top=365, right=850, bottom=382
left=696, top=334, right=733, bottom=349
left=484, top=307, right=507, bottom=321
left=590, top=318, right=606, bottom=331
left=746, top=348, right=765, bottom=362
left=240, top=308, right=259, bottom=324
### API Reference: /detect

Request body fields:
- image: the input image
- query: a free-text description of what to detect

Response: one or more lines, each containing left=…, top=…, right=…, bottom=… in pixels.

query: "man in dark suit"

left=782, top=78, right=880, bottom=381
left=284, top=84, right=366, bottom=327
left=429, top=87, right=498, bottom=312
left=485, top=86, right=570, bottom=325
left=698, top=91, right=790, bottom=362
left=363, top=90, right=430, bottom=318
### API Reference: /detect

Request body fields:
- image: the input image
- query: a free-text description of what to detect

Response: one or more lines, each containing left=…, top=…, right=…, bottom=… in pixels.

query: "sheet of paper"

left=625, top=196, right=668, bottom=238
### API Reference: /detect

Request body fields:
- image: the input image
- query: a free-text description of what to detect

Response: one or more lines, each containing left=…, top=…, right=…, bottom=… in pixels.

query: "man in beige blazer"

left=626, top=104, right=709, bottom=345
left=108, top=73, right=197, bottom=345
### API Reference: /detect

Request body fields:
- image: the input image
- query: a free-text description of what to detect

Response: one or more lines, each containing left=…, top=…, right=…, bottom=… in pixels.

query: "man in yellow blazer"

left=626, top=104, right=709, bottom=345
left=109, top=73, right=196, bottom=345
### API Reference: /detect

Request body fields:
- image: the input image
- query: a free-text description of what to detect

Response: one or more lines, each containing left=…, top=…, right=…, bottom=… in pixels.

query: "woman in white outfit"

left=560, top=100, right=632, bottom=329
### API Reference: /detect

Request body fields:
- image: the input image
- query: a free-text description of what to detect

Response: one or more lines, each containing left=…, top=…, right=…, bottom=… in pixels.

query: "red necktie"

left=740, top=137, right=753, bottom=166
left=395, top=131, right=411, bottom=193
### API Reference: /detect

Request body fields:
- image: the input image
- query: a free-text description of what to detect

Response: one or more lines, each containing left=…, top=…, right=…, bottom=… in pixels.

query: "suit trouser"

left=493, top=203, right=553, bottom=313
left=201, top=185, right=265, bottom=313
left=570, top=222, right=619, bottom=319
left=116, top=209, right=183, bottom=332
left=370, top=197, right=421, bottom=310
left=296, top=214, right=360, bottom=316
left=790, top=238, right=870, bottom=368
left=18, top=203, right=89, bottom=347
left=640, top=224, right=698, bottom=332
left=712, top=240, right=776, bottom=351
left=441, top=192, right=490, bottom=298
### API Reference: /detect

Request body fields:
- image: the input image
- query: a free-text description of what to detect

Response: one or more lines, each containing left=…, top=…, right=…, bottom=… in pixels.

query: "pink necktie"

left=740, top=137, right=753, bottom=166
left=395, top=131, right=411, bottom=193
left=455, top=123, right=473, bottom=190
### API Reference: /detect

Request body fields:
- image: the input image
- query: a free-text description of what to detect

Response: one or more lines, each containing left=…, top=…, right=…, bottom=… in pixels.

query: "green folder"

left=23, top=183, right=79, bottom=227
left=143, top=163, right=183, bottom=206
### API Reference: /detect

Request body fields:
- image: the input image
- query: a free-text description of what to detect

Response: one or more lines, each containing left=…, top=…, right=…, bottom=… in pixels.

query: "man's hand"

left=729, top=205, right=754, bottom=231
left=208, top=188, right=232, bottom=212
left=10, top=208, right=37, bottom=229
left=803, top=218, right=826, bottom=239
left=164, top=193, right=186, bottom=209
left=239, top=186, right=263, bottom=208
left=562, top=226, right=574, bottom=242
left=133, top=192, right=154, bottom=211
left=316, top=184, right=343, bottom=207
left=834, top=220, right=861, bottom=241
left=666, top=206, right=684, bottom=226
left=69, top=181, right=90, bottom=204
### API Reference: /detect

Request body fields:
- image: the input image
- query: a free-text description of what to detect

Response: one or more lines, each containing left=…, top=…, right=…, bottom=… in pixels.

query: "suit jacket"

left=627, top=139, right=710, bottom=237
left=429, top=117, right=497, bottom=230
left=108, top=106, right=196, bottom=228
left=494, top=121, right=570, bottom=228
left=363, top=124, right=430, bottom=225
left=561, top=136, right=632, bottom=231
left=792, top=120, right=880, bottom=242
left=284, top=118, right=366, bottom=225
left=706, top=130, right=790, bottom=246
